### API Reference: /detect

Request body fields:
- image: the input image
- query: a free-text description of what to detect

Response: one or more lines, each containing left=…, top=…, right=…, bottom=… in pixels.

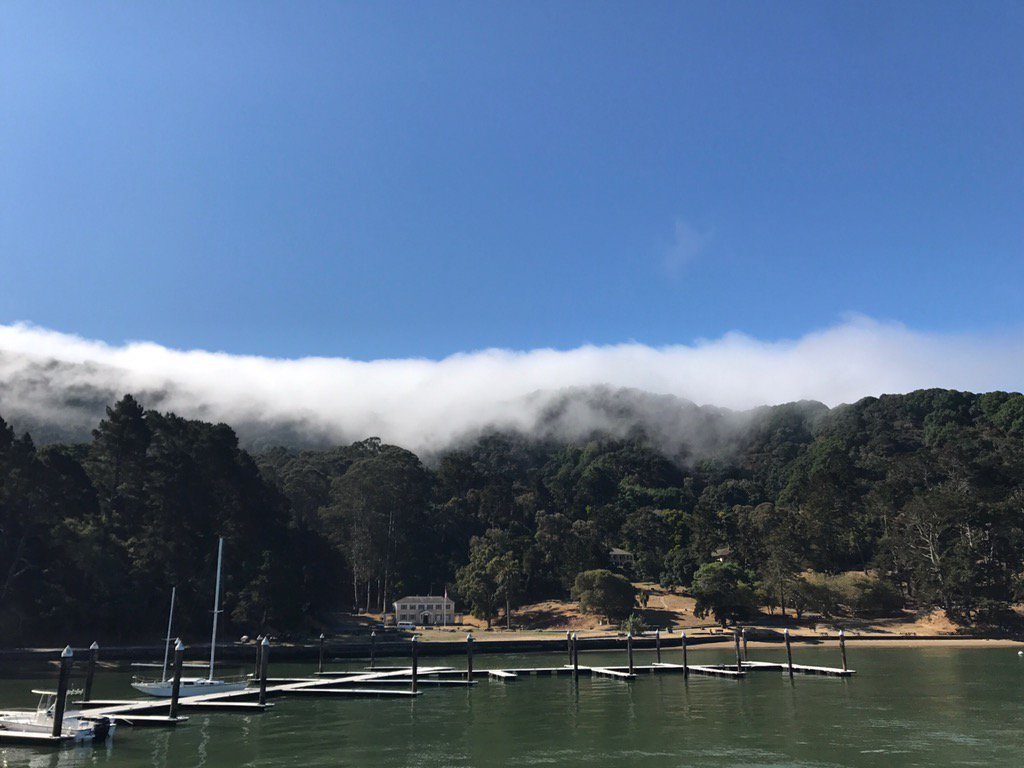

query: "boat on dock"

left=0, top=689, right=115, bottom=743
left=132, top=538, right=248, bottom=698
left=130, top=676, right=248, bottom=698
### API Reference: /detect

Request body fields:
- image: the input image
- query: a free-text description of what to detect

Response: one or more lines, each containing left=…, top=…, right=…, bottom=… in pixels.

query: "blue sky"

left=2, top=2, right=1021, bottom=360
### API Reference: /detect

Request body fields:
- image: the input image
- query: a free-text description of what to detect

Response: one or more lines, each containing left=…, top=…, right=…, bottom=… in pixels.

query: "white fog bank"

left=1, top=317, right=1021, bottom=453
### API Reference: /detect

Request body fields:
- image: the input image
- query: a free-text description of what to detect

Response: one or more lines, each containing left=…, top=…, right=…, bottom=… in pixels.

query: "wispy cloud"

left=663, top=218, right=711, bottom=276
left=0, top=317, right=1021, bottom=454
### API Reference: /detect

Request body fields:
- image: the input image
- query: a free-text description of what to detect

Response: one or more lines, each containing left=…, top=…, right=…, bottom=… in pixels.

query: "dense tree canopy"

left=0, top=396, right=300, bottom=644
left=572, top=570, right=637, bottom=622
left=690, top=562, right=757, bottom=626
left=3, top=388, right=1024, bottom=644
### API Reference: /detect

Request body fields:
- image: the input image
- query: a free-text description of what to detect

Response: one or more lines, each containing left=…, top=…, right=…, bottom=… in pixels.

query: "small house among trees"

left=393, top=595, right=455, bottom=626
left=609, top=547, right=635, bottom=571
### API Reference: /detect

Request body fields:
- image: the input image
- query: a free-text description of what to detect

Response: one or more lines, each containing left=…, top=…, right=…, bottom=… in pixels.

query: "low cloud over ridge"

left=0, top=317, right=1022, bottom=454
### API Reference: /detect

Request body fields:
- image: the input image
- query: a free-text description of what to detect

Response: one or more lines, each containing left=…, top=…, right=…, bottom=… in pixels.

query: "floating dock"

left=739, top=660, right=855, bottom=677
left=487, top=670, right=517, bottom=680
left=267, top=676, right=473, bottom=687
left=9, top=632, right=854, bottom=749
left=0, top=730, right=72, bottom=746
left=283, top=687, right=420, bottom=698
left=590, top=667, right=637, bottom=680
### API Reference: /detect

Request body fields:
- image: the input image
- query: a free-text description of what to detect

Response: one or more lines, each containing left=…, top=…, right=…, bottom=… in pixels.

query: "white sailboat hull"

left=131, top=678, right=248, bottom=698
left=135, top=538, right=242, bottom=701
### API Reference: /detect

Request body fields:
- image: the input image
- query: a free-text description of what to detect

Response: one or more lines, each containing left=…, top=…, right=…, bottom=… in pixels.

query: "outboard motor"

left=91, top=717, right=112, bottom=741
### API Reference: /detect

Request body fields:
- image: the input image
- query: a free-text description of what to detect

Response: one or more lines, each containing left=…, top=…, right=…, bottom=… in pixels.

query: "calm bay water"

left=2, top=645, right=1023, bottom=767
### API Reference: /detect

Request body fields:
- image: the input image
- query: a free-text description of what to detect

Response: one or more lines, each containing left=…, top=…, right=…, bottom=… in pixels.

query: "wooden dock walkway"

left=103, top=714, right=188, bottom=727
left=487, top=670, right=517, bottom=680
left=284, top=687, right=420, bottom=698
left=314, top=666, right=457, bottom=676
left=51, top=641, right=854, bottom=749
left=497, top=667, right=574, bottom=677
left=0, top=730, right=71, bottom=746
left=79, top=666, right=460, bottom=721
left=590, top=667, right=637, bottom=680
left=266, top=676, right=473, bottom=687
left=76, top=658, right=852, bottom=727
left=642, top=662, right=746, bottom=678
left=687, top=665, right=746, bottom=678
left=8, top=632, right=857, bottom=751
left=740, top=660, right=855, bottom=677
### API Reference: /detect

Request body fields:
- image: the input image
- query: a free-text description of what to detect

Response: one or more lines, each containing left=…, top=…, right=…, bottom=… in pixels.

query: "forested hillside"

left=2, top=389, right=1023, bottom=644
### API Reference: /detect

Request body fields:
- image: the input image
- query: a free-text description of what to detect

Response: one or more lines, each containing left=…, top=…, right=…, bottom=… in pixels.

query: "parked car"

left=397, top=620, right=416, bottom=630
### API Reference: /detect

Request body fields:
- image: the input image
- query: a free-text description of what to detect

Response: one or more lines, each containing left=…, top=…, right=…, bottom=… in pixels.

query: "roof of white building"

left=394, top=595, right=454, bottom=603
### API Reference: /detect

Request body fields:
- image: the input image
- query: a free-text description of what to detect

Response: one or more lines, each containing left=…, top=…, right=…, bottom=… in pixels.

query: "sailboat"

left=132, top=538, right=248, bottom=697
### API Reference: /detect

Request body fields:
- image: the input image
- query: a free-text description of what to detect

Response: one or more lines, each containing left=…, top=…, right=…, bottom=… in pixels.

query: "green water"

left=2, top=645, right=1023, bottom=767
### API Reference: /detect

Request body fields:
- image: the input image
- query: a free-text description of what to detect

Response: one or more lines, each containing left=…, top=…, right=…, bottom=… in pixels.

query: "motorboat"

left=0, top=689, right=114, bottom=742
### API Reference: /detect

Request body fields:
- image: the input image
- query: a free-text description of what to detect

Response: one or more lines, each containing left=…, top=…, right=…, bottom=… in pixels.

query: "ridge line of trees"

left=2, top=387, right=1023, bottom=644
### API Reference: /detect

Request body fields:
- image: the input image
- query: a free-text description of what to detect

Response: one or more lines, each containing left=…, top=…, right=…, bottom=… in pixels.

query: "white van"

left=397, top=620, right=416, bottom=630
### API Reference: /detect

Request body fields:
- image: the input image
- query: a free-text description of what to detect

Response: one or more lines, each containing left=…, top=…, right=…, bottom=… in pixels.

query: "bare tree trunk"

left=382, top=508, right=395, bottom=616
left=352, top=566, right=358, bottom=609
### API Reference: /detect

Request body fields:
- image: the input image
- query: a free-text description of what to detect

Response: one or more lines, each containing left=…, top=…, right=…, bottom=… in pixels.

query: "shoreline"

left=739, top=636, right=1023, bottom=650
left=2, top=632, right=1020, bottom=666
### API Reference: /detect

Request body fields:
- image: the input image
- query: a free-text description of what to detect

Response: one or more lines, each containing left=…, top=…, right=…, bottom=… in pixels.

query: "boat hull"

left=130, top=679, right=248, bottom=698
left=0, top=713, right=114, bottom=742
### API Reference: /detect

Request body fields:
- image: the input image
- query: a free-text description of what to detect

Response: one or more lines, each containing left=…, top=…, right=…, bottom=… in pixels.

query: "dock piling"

left=733, top=628, right=742, bottom=672
left=839, top=628, right=848, bottom=672
left=258, top=637, right=270, bottom=706
left=566, top=631, right=572, bottom=665
left=169, top=639, right=185, bottom=720
left=318, top=633, right=325, bottom=674
left=741, top=627, right=748, bottom=661
left=254, top=635, right=263, bottom=676
left=681, top=630, right=689, bottom=677
left=84, top=641, right=99, bottom=702
left=370, top=631, right=377, bottom=670
left=466, top=634, right=474, bottom=682
left=784, top=628, right=794, bottom=681
left=410, top=636, right=419, bottom=694
left=655, top=629, right=661, bottom=664
left=51, top=645, right=73, bottom=738
left=572, top=633, right=579, bottom=681
left=627, top=632, right=634, bottom=675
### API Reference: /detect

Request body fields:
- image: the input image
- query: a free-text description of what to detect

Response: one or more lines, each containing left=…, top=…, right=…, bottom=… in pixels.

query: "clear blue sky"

left=2, top=2, right=1021, bottom=359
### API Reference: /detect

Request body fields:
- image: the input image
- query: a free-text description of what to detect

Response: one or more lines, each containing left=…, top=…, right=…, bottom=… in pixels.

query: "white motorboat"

left=132, top=538, right=248, bottom=697
left=0, top=689, right=115, bottom=743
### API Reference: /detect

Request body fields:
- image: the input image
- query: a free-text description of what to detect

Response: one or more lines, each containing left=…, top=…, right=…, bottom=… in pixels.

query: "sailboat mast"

left=161, top=586, right=177, bottom=682
left=209, top=537, right=224, bottom=680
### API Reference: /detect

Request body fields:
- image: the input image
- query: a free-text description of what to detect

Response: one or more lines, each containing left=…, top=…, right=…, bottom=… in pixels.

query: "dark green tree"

left=690, top=561, right=757, bottom=626
left=572, top=569, right=636, bottom=622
